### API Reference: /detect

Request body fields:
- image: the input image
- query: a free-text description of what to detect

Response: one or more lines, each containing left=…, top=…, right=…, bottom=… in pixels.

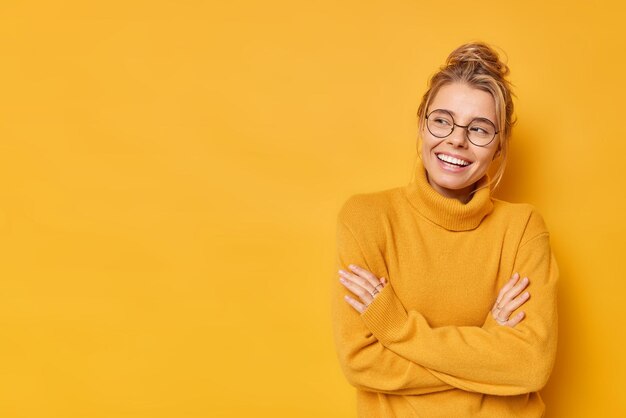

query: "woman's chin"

left=429, top=171, right=472, bottom=190
left=426, top=171, right=475, bottom=198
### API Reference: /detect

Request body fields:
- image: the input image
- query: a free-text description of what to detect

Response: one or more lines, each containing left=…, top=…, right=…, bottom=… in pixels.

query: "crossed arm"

left=330, top=214, right=558, bottom=396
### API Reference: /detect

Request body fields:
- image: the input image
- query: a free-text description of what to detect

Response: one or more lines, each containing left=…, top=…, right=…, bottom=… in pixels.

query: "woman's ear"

left=416, top=122, right=425, bottom=156
left=492, top=145, right=501, bottom=160
left=416, top=135, right=423, bottom=159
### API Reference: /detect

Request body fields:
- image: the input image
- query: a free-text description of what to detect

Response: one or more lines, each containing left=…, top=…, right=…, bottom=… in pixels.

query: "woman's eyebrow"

left=442, top=108, right=492, bottom=121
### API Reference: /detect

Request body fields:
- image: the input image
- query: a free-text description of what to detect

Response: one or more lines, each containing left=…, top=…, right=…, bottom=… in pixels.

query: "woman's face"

left=420, top=82, right=500, bottom=203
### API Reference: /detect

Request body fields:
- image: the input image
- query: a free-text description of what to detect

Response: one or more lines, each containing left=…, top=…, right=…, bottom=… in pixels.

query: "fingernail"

left=523, top=291, right=529, bottom=298
left=349, top=264, right=357, bottom=270
left=338, top=269, right=347, bottom=276
left=339, top=277, right=346, bottom=283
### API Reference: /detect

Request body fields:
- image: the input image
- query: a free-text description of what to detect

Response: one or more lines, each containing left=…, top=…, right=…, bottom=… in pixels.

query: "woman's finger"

left=500, top=311, right=525, bottom=327
left=500, top=277, right=529, bottom=307
left=339, top=264, right=388, bottom=314
left=495, top=272, right=520, bottom=306
left=348, top=264, right=384, bottom=290
left=339, top=275, right=374, bottom=306
left=492, top=273, right=530, bottom=327
left=344, top=295, right=366, bottom=314
left=497, top=276, right=529, bottom=310
left=339, top=269, right=378, bottom=298
left=498, top=290, right=530, bottom=320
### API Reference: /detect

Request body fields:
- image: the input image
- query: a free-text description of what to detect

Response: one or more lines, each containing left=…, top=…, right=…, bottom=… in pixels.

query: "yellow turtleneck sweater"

left=331, top=160, right=559, bottom=417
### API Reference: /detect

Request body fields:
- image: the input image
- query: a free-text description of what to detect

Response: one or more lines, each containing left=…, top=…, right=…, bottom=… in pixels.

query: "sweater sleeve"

left=360, top=208, right=559, bottom=396
left=331, top=217, right=455, bottom=395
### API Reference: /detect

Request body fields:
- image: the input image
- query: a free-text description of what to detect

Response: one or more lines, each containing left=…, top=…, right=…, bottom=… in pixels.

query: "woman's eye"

left=434, top=118, right=451, bottom=125
left=469, top=125, right=492, bottom=135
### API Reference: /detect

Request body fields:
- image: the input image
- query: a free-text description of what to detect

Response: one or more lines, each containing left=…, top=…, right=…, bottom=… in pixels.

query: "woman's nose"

left=447, top=126, right=469, bottom=147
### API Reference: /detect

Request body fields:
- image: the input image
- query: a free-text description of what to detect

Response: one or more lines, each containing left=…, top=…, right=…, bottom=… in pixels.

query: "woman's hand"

left=338, top=264, right=387, bottom=314
left=492, top=272, right=530, bottom=327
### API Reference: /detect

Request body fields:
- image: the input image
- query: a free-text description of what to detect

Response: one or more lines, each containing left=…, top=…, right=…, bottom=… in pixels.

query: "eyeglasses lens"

left=427, top=110, right=496, bottom=146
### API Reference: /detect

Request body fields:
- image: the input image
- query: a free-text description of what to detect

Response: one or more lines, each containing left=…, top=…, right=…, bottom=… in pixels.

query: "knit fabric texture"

left=331, top=158, right=559, bottom=417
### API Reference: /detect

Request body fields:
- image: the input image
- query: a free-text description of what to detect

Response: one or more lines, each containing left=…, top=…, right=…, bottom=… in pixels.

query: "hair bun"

left=445, top=42, right=510, bottom=78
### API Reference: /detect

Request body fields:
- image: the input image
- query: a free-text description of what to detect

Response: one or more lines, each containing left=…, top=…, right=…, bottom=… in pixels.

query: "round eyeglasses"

left=425, top=109, right=499, bottom=147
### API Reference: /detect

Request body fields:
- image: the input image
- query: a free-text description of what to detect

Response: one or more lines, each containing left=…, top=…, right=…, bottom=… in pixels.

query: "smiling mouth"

left=435, top=153, right=473, bottom=167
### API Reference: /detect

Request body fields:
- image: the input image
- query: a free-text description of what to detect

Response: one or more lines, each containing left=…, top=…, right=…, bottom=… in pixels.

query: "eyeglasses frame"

left=425, top=109, right=499, bottom=147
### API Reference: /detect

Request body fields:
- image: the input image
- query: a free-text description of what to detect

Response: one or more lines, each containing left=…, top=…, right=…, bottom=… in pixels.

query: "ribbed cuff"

left=360, top=284, right=408, bottom=345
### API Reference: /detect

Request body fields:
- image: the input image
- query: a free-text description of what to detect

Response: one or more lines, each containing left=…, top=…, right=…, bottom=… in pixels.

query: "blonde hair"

left=416, top=41, right=517, bottom=195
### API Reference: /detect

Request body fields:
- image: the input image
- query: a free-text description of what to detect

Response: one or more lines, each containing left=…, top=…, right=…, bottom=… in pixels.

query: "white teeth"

left=437, top=153, right=471, bottom=166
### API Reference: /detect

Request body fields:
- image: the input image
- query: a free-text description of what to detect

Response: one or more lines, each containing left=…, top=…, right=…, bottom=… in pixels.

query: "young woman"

left=331, top=42, right=558, bottom=417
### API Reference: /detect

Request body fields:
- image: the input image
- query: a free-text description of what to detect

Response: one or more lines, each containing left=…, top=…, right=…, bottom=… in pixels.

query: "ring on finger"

left=495, top=316, right=508, bottom=325
left=375, top=283, right=384, bottom=290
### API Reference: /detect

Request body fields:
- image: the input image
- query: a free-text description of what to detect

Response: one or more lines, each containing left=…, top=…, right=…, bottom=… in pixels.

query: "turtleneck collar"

left=404, top=158, right=494, bottom=231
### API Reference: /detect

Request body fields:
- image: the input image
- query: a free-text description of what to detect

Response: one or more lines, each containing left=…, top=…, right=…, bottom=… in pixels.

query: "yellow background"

left=0, top=1, right=624, bottom=417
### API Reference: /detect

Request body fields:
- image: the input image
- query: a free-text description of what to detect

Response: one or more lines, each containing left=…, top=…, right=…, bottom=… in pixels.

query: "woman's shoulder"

left=491, top=198, right=551, bottom=239
left=337, top=186, right=403, bottom=227
left=492, top=197, right=535, bottom=215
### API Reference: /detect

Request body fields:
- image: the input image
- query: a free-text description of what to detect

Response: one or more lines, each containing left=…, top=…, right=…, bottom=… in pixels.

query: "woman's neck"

left=403, top=160, right=494, bottom=231
left=425, top=172, right=477, bottom=204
